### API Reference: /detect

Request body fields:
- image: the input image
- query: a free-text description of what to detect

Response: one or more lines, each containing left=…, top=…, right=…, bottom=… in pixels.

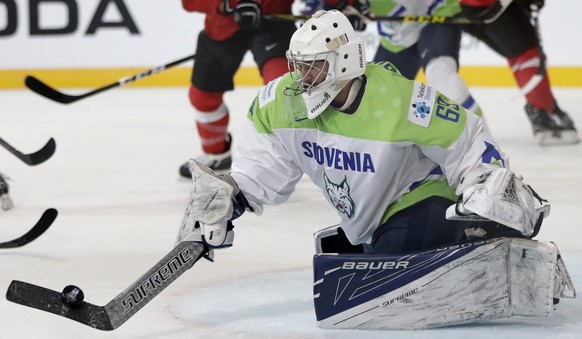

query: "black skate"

left=525, top=103, right=580, bottom=146
left=179, top=134, right=233, bottom=179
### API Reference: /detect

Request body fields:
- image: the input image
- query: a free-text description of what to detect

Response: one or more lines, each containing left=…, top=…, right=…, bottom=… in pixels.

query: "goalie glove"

left=455, top=163, right=499, bottom=196
left=175, top=160, right=251, bottom=259
left=176, top=220, right=234, bottom=262
left=184, top=159, right=251, bottom=224
left=200, top=220, right=235, bottom=248
left=448, top=167, right=545, bottom=237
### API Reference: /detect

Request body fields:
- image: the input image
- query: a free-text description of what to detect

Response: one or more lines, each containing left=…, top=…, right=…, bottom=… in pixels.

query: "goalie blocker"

left=312, top=225, right=576, bottom=330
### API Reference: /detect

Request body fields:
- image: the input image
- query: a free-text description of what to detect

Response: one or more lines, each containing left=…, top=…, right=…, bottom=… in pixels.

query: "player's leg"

left=179, top=31, right=250, bottom=178
left=419, top=24, right=484, bottom=117
left=462, top=2, right=579, bottom=145
left=250, top=20, right=297, bottom=83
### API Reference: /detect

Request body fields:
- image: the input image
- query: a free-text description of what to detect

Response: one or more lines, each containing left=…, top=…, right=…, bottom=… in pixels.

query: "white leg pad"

left=314, top=238, right=575, bottom=329
left=509, top=238, right=575, bottom=316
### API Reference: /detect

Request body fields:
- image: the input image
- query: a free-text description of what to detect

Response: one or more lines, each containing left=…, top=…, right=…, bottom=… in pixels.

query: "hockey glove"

left=200, top=220, right=235, bottom=248
left=177, top=220, right=234, bottom=262
left=175, top=160, right=252, bottom=259
left=455, top=163, right=499, bottom=196
left=234, top=0, right=262, bottom=30
left=449, top=167, right=541, bottom=237
left=184, top=159, right=251, bottom=225
left=333, top=0, right=374, bottom=31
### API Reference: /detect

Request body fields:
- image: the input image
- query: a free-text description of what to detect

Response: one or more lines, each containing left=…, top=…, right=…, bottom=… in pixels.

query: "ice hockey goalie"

left=312, top=226, right=576, bottom=329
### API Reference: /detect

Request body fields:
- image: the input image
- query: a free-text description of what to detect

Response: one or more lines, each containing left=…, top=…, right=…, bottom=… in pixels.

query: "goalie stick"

left=0, top=137, right=56, bottom=166
left=0, top=208, right=57, bottom=249
left=6, top=241, right=209, bottom=330
left=25, top=54, right=195, bottom=104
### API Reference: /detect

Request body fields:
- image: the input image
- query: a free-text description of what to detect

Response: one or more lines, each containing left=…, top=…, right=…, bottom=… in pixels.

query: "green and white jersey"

left=369, top=0, right=461, bottom=53
left=231, top=62, right=506, bottom=245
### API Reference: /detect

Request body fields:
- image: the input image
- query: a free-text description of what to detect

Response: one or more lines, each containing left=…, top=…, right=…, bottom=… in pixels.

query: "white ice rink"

left=0, top=86, right=581, bottom=338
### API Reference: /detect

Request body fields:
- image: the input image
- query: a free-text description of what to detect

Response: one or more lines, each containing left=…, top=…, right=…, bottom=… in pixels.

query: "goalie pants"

left=363, top=196, right=524, bottom=254
left=364, top=196, right=466, bottom=254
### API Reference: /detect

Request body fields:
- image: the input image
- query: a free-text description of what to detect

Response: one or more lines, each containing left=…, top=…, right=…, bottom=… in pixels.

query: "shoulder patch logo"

left=258, top=76, right=282, bottom=108
left=324, top=172, right=356, bottom=218
left=408, top=81, right=436, bottom=128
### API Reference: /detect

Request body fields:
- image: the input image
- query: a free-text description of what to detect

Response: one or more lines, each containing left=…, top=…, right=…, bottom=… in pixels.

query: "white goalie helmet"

left=286, top=10, right=366, bottom=119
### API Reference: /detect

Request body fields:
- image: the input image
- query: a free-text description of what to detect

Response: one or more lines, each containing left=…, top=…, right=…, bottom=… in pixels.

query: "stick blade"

left=25, top=76, right=78, bottom=104
left=0, top=208, right=58, bottom=249
left=6, top=281, right=114, bottom=331
left=24, top=138, right=57, bottom=166
left=0, top=137, right=56, bottom=166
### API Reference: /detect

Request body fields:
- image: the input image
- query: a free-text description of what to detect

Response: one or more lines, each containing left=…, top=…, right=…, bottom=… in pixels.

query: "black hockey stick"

left=0, top=208, right=58, bottom=249
left=0, top=137, right=56, bottom=166
left=6, top=241, right=209, bottom=330
left=265, top=0, right=512, bottom=24
left=25, top=54, right=195, bottom=104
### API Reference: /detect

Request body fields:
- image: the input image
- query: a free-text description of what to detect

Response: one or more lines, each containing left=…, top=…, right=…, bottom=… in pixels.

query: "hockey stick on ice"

left=25, top=54, right=195, bottom=104
left=0, top=208, right=57, bottom=249
left=0, top=137, right=56, bottom=166
left=6, top=241, right=209, bottom=330
left=265, top=0, right=512, bottom=24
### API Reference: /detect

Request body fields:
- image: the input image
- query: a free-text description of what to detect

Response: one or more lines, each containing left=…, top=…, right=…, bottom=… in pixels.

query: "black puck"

left=61, top=285, right=85, bottom=306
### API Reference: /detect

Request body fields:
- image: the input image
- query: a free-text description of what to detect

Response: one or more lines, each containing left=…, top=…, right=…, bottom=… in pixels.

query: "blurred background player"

left=179, top=0, right=296, bottom=178
left=305, top=0, right=578, bottom=146
left=460, top=0, right=579, bottom=146
left=302, top=0, right=485, bottom=118
left=0, top=171, right=14, bottom=211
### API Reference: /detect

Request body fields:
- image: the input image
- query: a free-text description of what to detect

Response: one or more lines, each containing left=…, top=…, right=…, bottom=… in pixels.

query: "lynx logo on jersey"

left=408, top=81, right=436, bottom=128
left=324, top=173, right=355, bottom=218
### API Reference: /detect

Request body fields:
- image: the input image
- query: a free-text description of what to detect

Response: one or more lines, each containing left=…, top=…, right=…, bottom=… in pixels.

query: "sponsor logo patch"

left=408, top=81, right=436, bottom=128
left=258, top=76, right=282, bottom=108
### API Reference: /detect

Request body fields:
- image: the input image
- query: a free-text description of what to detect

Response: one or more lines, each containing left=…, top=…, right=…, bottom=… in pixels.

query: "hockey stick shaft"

left=103, top=241, right=207, bottom=329
left=265, top=13, right=486, bottom=24
left=0, top=137, right=56, bottom=166
left=25, top=54, right=195, bottom=104
left=0, top=209, right=57, bottom=249
left=265, top=0, right=512, bottom=24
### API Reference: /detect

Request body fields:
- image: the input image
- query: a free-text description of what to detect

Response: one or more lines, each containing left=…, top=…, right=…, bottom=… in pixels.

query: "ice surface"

left=0, top=87, right=580, bottom=338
